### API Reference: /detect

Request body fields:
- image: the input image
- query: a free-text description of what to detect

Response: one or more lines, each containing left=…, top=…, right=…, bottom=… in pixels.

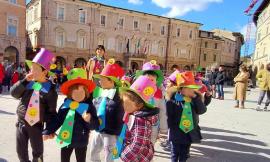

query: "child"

left=161, top=70, right=180, bottom=151
left=10, top=48, right=58, bottom=162
left=43, top=68, right=99, bottom=162
left=166, top=71, right=207, bottom=162
left=89, top=59, right=125, bottom=162
left=120, top=75, right=159, bottom=162
left=121, top=75, right=132, bottom=88
left=135, top=60, right=164, bottom=144
left=87, top=45, right=106, bottom=80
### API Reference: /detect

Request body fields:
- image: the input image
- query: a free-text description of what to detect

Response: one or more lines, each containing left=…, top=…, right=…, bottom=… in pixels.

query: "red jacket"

left=0, top=64, right=4, bottom=83
left=11, top=72, right=19, bottom=85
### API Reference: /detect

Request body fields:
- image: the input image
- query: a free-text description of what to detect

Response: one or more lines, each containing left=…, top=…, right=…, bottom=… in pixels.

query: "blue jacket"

left=166, top=92, right=207, bottom=144
left=43, top=97, right=99, bottom=148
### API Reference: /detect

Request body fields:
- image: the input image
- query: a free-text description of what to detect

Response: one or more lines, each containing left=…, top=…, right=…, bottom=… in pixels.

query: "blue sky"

left=27, top=0, right=260, bottom=55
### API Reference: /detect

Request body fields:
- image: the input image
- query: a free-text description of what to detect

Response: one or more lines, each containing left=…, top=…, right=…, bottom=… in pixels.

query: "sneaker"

left=160, top=141, right=169, bottom=148
left=264, top=107, right=268, bottom=111
left=234, top=105, right=239, bottom=108
left=256, top=105, right=262, bottom=111
left=162, top=145, right=171, bottom=152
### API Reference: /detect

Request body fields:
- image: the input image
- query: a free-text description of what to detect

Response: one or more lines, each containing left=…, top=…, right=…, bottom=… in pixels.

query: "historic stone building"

left=196, top=30, right=223, bottom=70
left=26, top=0, right=201, bottom=74
left=26, top=0, right=243, bottom=75
left=0, top=0, right=26, bottom=65
left=211, top=29, right=244, bottom=76
left=253, top=0, right=270, bottom=69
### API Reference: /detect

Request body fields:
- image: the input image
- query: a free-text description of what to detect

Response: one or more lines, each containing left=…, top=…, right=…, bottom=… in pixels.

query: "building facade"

left=26, top=0, right=201, bottom=73
left=253, top=0, right=270, bottom=69
left=26, top=0, right=243, bottom=75
left=196, top=30, right=223, bottom=70
left=211, top=29, right=244, bottom=76
left=0, top=0, right=26, bottom=65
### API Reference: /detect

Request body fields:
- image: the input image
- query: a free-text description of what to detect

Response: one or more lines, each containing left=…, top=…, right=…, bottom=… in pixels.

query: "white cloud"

left=239, top=23, right=256, bottom=41
left=151, top=0, right=223, bottom=17
left=128, top=0, right=143, bottom=5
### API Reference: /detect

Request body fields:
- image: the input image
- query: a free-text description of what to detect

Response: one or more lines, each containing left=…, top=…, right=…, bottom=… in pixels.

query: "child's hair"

left=143, top=71, right=158, bottom=78
left=103, top=76, right=116, bottom=87
left=96, top=45, right=105, bottom=52
left=121, top=91, right=144, bottom=108
left=67, top=84, right=89, bottom=100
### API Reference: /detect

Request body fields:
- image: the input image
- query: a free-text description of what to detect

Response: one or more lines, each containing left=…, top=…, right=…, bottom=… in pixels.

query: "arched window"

left=97, top=33, right=106, bottom=48
left=116, top=36, right=124, bottom=53
left=77, top=30, right=87, bottom=49
left=55, top=27, right=65, bottom=47
left=158, top=41, right=165, bottom=56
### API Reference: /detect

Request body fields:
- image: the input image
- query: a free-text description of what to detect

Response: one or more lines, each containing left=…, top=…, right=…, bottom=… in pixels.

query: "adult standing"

left=206, top=67, right=217, bottom=98
left=233, top=65, right=250, bottom=109
left=256, top=63, right=270, bottom=111
left=215, top=66, right=226, bottom=100
left=86, top=45, right=106, bottom=80
left=3, top=63, right=15, bottom=92
left=0, top=63, right=5, bottom=93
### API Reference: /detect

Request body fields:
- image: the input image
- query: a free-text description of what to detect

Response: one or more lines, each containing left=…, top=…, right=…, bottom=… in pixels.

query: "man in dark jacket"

left=206, top=67, right=217, bottom=98
left=215, top=66, right=226, bottom=100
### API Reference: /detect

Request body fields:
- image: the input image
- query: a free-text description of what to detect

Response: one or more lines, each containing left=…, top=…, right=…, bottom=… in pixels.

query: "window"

left=203, top=53, right=207, bottom=61
left=57, top=5, right=65, bottom=21
left=147, top=23, right=152, bottom=33
left=118, top=18, right=124, bottom=29
left=9, top=0, right=16, bottom=4
left=176, top=48, right=180, bottom=57
left=160, top=46, right=164, bottom=56
left=28, top=9, right=33, bottom=24
left=134, top=20, right=139, bottom=30
left=98, top=39, right=105, bottom=47
left=34, top=5, right=38, bottom=20
left=117, top=40, right=123, bottom=53
left=56, top=31, right=64, bottom=47
left=78, top=33, right=86, bottom=49
left=189, top=30, right=193, bottom=39
left=181, top=49, right=187, bottom=55
left=177, top=28, right=181, bottom=37
left=79, top=10, right=86, bottom=24
left=213, top=54, right=217, bottom=62
left=7, top=17, right=18, bottom=36
left=101, top=15, right=106, bottom=26
left=205, top=42, right=208, bottom=48
left=161, top=26, right=165, bottom=35
left=215, top=43, right=218, bottom=49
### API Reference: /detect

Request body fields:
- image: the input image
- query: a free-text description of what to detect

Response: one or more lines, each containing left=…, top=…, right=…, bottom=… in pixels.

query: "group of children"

left=11, top=47, right=210, bottom=162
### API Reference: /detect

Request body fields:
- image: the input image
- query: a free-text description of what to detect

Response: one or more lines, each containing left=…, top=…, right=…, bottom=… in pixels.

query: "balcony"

left=124, top=52, right=147, bottom=59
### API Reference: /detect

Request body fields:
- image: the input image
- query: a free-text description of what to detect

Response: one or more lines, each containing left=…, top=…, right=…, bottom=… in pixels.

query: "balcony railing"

left=124, top=52, right=147, bottom=58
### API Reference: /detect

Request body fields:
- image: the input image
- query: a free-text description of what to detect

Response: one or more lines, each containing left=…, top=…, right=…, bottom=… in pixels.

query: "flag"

left=244, top=0, right=259, bottom=14
left=137, top=39, right=141, bottom=54
left=126, top=39, right=130, bottom=53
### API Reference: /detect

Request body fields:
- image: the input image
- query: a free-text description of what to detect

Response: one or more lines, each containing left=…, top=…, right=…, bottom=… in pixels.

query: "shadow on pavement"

left=201, top=127, right=256, bottom=136
left=0, top=158, right=8, bottom=162
left=0, top=110, right=15, bottom=115
left=189, top=127, right=270, bottom=162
